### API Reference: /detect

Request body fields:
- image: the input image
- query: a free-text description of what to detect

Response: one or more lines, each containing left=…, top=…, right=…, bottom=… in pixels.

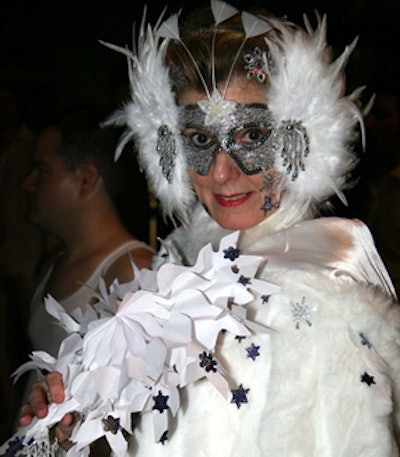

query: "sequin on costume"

left=231, top=384, right=250, bottom=409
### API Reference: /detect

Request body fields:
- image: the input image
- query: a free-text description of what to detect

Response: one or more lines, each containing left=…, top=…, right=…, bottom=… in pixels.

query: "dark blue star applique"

left=260, top=195, right=280, bottom=214
left=231, top=384, right=250, bottom=409
left=361, top=372, right=375, bottom=386
left=2, top=436, right=25, bottom=457
left=102, top=415, right=121, bottom=434
left=158, top=430, right=168, bottom=445
left=223, top=246, right=240, bottom=261
left=199, top=351, right=218, bottom=372
left=261, top=295, right=270, bottom=304
left=238, top=275, right=251, bottom=287
left=152, top=391, right=170, bottom=413
left=235, top=335, right=247, bottom=343
left=245, top=343, right=261, bottom=361
left=359, top=332, right=372, bottom=349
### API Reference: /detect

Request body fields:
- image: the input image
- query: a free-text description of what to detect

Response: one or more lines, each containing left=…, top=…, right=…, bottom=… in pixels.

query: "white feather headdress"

left=267, top=15, right=362, bottom=220
left=102, top=12, right=195, bottom=223
left=104, top=3, right=363, bottom=225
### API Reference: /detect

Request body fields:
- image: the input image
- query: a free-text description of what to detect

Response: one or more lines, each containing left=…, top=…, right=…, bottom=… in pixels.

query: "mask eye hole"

left=183, top=129, right=216, bottom=149
left=233, top=126, right=272, bottom=147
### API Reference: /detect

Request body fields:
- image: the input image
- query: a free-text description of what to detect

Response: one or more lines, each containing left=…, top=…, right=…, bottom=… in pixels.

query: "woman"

left=10, top=2, right=400, bottom=456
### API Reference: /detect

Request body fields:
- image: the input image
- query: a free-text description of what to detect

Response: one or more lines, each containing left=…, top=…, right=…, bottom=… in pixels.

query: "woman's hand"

left=19, top=371, right=77, bottom=446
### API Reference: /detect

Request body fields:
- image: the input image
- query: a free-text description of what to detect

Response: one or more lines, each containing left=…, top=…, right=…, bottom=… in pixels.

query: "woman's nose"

left=209, top=151, right=241, bottom=183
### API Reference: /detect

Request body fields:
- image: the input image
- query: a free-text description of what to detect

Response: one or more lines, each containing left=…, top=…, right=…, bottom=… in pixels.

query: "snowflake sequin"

left=199, top=351, right=218, bottom=373
left=291, top=296, right=312, bottom=329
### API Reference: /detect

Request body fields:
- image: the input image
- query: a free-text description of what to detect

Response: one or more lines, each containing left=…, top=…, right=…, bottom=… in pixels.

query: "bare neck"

left=57, top=202, right=134, bottom=265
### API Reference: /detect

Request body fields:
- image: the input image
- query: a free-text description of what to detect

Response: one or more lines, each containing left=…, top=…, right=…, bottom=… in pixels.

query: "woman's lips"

left=213, top=192, right=252, bottom=207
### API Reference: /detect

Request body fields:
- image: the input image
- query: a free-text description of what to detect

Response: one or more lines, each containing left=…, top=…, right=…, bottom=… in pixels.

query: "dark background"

left=1, top=0, right=399, bottom=126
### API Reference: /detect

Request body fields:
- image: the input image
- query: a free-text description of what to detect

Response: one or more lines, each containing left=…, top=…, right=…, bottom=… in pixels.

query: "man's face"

left=22, top=128, right=81, bottom=234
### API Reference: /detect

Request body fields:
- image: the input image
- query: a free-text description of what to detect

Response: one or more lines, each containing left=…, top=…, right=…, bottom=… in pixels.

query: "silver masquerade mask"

left=178, top=103, right=276, bottom=175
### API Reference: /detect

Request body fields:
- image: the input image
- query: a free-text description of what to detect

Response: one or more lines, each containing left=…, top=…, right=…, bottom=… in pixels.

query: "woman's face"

left=179, top=79, right=280, bottom=230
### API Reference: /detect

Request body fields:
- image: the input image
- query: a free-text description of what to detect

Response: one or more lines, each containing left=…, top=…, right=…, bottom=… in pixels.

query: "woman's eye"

left=234, top=127, right=271, bottom=146
left=186, top=130, right=215, bottom=149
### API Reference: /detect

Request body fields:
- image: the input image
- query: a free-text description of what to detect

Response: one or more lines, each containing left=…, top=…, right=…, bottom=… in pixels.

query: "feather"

left=265, top=14, right=363, bottom=220
left=221, top=13, right=271, bottom=98
left=241, top=12, right=273, bottom=38
left=156, top=13, right=180, bottom=40
left=211, top=0, right=238, bottom=24
left=99, top=40, right=134, bottom=61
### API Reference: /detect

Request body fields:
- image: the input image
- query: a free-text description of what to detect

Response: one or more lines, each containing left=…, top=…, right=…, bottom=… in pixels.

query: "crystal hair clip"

left=244, top=46, right=271, bottom=83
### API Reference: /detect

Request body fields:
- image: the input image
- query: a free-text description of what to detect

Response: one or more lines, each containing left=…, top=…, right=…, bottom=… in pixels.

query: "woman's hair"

left=166, top=7, right=288, bottom=99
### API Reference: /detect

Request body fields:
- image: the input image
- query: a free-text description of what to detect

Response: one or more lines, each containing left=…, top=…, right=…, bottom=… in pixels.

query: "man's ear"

left=75, top=163, right=100, bottom=198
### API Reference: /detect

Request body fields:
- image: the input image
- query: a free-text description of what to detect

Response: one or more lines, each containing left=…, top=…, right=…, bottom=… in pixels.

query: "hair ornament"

left=168, top=60, right=188, bottom=91
left=211, top=0, right=238, bottom=24
left=240, top=11, right=273, bottom=37
left=220, top=11, right=273, bottom=98
left=244, top=46, right=270, bottom=83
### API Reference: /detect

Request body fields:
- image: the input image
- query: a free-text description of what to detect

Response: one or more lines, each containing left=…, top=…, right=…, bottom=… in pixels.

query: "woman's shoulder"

left=249, top=216, right=397, bottom=300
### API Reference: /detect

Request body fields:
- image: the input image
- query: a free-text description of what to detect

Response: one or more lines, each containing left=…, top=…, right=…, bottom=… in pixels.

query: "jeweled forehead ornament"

left=244, top=46, right=272, bottom=83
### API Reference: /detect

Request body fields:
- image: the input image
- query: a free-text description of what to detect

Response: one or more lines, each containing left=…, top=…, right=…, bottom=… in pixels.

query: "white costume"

left=128, top=206, right=400, bottom=456
left=2, top=2, right=400, bottom=457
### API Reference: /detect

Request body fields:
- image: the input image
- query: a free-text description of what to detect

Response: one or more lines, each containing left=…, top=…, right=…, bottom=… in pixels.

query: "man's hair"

left=39, top=108, right=137, bottom=200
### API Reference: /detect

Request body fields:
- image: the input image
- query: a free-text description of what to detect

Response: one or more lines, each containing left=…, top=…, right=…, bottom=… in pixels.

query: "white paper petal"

left=5, top=231, right=282, bottom=453
left=45, top=295, right=80, bottom=333
left=105, top=429, right=128, bottom=457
